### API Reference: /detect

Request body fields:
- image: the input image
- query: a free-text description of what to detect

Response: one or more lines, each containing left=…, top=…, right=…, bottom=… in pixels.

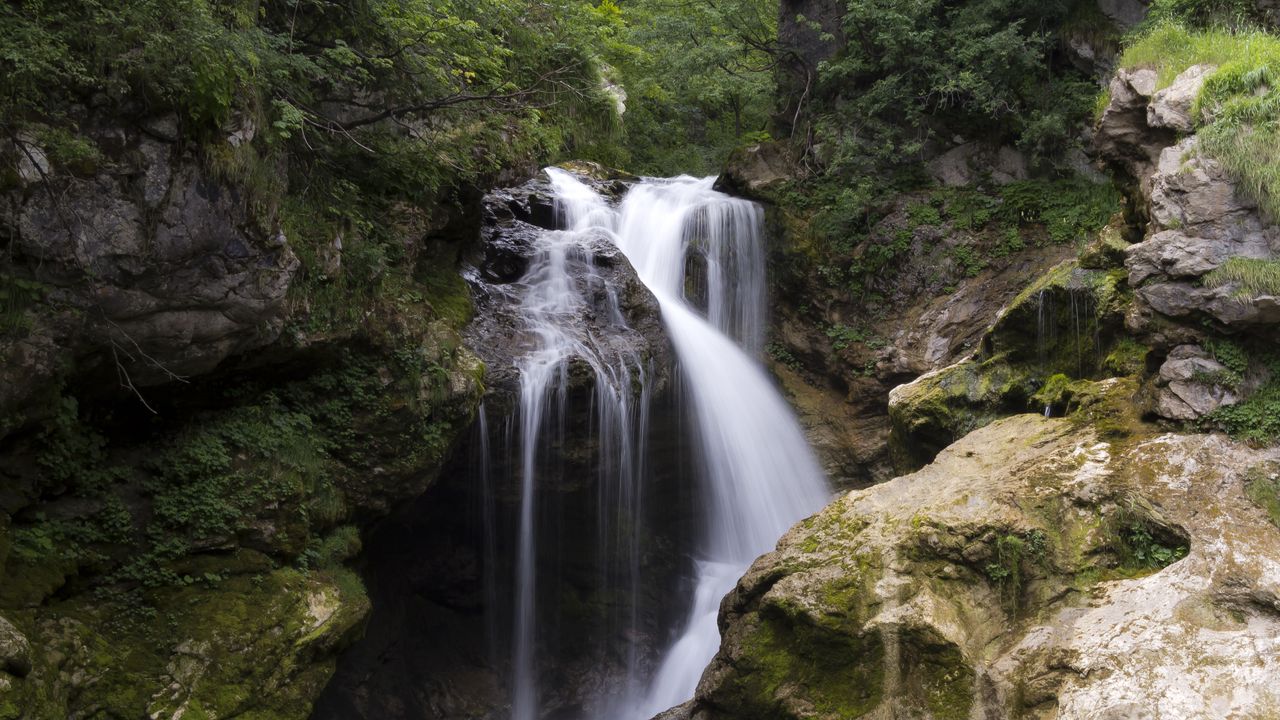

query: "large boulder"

left=685, top=412, right=1280, bottom=719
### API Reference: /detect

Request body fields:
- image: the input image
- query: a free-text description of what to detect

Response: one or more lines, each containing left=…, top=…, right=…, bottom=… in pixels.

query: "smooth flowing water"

left=508, top=170, right=830, bottom=720
left=510, top=173, right=652, bottom=720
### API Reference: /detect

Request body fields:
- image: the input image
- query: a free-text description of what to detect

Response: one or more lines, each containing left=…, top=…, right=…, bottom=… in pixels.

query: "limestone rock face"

left=1151, top=344, right=1240, bottom=420
left=1, top=120, right=298, bottom=425
left=1094, top=59, right=1280, bottom=423
left=1147, top=64, right=1214, bottom=133
left=1126, top=153, right=1280, bottom=335
left=684, top=413, right=1280, bottom=720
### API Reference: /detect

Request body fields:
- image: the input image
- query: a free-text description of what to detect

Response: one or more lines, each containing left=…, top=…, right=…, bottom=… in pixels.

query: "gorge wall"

left=6, top=1, right=1280, bottom=719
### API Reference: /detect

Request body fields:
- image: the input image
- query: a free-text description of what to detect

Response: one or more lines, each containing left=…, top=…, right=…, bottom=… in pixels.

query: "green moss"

left=1103, top=339, right=1149, bottom=376
left=889, top=355, right=1037, bottom=471
left=1244, top=462, right=1280, bottom=528
left=915, top=639, right=974, bottom=720
left=735, top=611, right=884, bottom=720
left=0, top=334, right=478, bottom=714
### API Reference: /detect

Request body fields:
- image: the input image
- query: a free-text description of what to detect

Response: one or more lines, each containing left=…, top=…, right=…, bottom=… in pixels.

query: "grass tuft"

left=1203, top=257, right=1280, bottom=297
left=1118, top=21, right=1280, bottom=220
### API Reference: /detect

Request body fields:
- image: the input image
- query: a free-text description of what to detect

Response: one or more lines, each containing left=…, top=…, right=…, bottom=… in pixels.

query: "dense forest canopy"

left=0, top=0, right=778, bottom=184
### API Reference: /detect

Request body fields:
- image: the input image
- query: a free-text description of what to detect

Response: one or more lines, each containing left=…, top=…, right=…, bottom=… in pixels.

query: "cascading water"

left=611, top=177, right=830, bottom=718
left=504, top=169, right=830, bottom=720
left=509, top=173, right=651, bottom=720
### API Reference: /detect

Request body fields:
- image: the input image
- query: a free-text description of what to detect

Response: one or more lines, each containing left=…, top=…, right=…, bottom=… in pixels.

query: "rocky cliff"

left=685, top=409, right=1280, bottom=719
left=0, top=112, right=497, bottom=717
left=675, top=18, right=1280, bottom=719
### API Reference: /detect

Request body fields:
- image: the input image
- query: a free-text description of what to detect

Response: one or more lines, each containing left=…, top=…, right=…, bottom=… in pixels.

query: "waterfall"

left=506, top=170, right=830, bottom=720
left=611, top=177, right=829, bottom=718
left=510, top=172, right=650, bottom=720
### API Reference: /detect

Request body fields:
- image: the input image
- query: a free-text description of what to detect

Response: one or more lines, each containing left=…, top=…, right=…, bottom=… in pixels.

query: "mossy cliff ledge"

left=680, top=412, right=1280, bottom=720
left=0, top=114, right=490, bottom=717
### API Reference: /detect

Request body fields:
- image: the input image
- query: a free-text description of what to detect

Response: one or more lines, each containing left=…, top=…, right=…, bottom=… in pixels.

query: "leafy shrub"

left=1116, top=519, right=1188, bottom=570
left=809, top=0, right=1099, bottom=180
left=996, top=180, right=1120, bottom=244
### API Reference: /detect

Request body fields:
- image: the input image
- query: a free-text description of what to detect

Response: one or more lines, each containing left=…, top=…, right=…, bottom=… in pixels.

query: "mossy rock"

left=0, top=551, right=368, bottom=719
left=990, top=260, right=1131, bottom=380
left=691, top=412, right=1275, bottom=719
left=888, top=355, right=1035, bottom=471
left=1078, top=217, right=1131, bottom=270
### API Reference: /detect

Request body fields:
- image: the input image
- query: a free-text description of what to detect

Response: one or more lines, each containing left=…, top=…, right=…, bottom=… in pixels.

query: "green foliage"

left=1210, top=362, right=1280, bottom=444
left=1119, top=22, right=1280, bottom=219
left=0, top=274, right=44, bottom=332
left=907, top=202, right=943, bottom=227
left=767, top=342, right=802, bottom=371
left=984, top=529, right=1048, bottom=606
left=1145, top=0, right=1267, bottom=28
left=1204, top=257, right=1280, bottom=297
left=595, top=0, right=778, bottom=173
left=825, top=323, right=883, bottom=352
left=1115, top=517, right=1188, bottom=570
left=811, top=0, right=1097, bottom=180
left=996, top=180, right=1120, bottom=244
left=992, top=229, right=1027, bottom=259
left=1, top=0, right=626, bottom=257
left=1204, top=338, right=1249, bottom=386
left=951, top=245, right=987, bottom=278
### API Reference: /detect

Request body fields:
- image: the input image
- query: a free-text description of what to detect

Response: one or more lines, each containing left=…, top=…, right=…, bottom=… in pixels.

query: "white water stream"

left=509, top=170, right=830, bottom=720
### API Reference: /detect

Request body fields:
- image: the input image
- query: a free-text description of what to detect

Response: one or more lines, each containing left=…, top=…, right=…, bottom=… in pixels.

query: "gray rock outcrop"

left=683, top=411, right=1280, bottom=719
left=1095, top=61, right=1280, bottom=419
left=1, top=119, right=298, bottom=426
left=1152, top=344, right=1240, bottom=420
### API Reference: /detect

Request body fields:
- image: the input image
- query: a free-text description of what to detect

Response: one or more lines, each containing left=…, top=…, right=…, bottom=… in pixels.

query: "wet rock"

left=686, top=411, right=1280, bottom=719
left=1, top=120, right=299, bottom=425
left=464, top=168, right=672, bottom=411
